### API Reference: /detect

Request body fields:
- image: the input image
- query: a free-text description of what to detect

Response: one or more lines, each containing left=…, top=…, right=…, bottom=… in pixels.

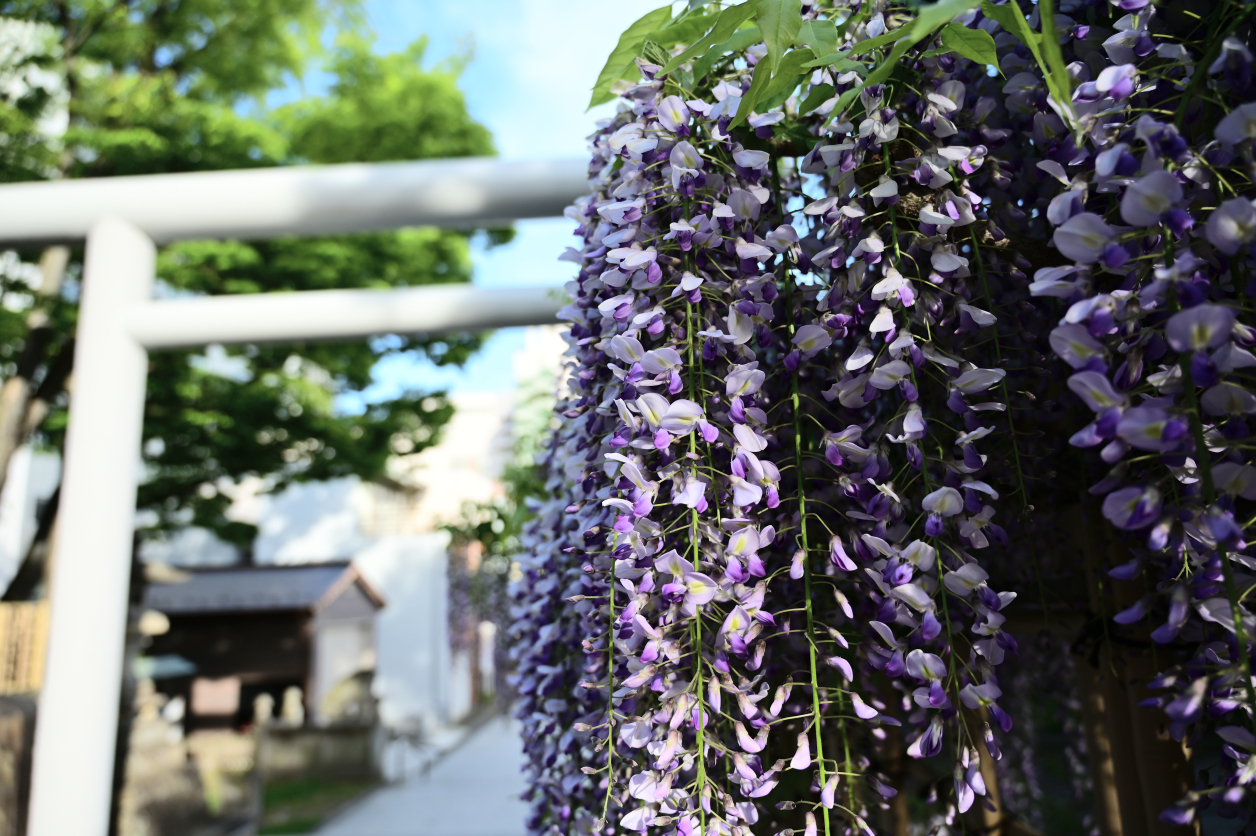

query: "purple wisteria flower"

left=1054, top=213, right=1116, bottom=263
left=513, top=2, right=1256, bottom=833
left=1206, top=198, right=1256, bottom=254
left=1165, top=304, right=1237, bottom=353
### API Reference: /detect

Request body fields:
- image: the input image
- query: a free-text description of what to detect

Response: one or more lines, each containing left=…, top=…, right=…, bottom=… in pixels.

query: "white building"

left=0, top=324, right=566, bottom=737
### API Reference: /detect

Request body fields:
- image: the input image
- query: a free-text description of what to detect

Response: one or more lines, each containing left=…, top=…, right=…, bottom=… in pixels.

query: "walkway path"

left=316, top=719, right=528, bottom=836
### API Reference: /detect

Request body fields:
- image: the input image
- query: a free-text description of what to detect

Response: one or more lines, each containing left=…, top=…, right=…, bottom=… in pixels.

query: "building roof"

left=143, top=561, right=384, bottom=615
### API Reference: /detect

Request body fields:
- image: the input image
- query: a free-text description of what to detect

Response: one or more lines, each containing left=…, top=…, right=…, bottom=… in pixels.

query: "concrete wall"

left=257, top=724, right=381, bottom=782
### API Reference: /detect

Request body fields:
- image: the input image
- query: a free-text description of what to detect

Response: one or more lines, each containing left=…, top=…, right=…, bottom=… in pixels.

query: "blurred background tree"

left=0, top=0, right=505, bottom=591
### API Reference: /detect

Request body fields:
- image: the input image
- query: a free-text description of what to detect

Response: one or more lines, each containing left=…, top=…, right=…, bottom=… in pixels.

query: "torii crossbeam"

left=0, top=156, right=587, bottom=836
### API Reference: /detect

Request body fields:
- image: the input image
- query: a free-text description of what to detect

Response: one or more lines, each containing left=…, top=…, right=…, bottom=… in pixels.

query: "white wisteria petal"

left=922, top=487, right=964, bottom=517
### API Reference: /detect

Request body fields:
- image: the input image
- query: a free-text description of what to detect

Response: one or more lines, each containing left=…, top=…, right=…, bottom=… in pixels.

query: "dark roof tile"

left=143, top=562, right=373, bottom=615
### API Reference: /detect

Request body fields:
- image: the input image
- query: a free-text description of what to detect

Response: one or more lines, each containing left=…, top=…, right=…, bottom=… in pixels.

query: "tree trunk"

left=0, top=247, right=69, bottom=501
left=1068, top=504, right=1145, bottom=836
left=1122, top=647, right=1195, bottom=836
left=882, top=720, right=909, bottom=836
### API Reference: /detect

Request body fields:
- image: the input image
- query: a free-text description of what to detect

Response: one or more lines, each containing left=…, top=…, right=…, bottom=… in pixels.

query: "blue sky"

left=339, top=0, right=662, bottom=401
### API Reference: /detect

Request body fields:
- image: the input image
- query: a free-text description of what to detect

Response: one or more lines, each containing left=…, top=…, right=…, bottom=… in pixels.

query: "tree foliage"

left=0, top=1, right=500, bottom=556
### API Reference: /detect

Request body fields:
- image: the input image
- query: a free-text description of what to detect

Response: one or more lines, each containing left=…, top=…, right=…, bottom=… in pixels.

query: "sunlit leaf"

left=693, top=26, right=763, bottom=81
left=938, top=22, right=997, bottom=66
left=659, top=0, right=762, bottom=76
left=1035, top=0, right=1078, bottom=124
left=732, top=55, right=774, bottom=129
left=846, top=27, right=912, bottom=56
left=796, top=18, right=838, bottom=55
left=979, top=1, right=1040, bottom=60
left=980, top=0, right=1075, bottom=126
left=588, top=5, right=672, bottom=109
left=799, top=82, right=835, bottom=114
left=908, top=0, right=982, bottom=37
left=760, top=48, right=816, bottom=110
left=830, top=34, right=914, bottom=116
left=733, top=48, right=816, bottom=128
left=802, top=52, right=869, bottom=72
left=830, top=0, right=981, bottom=116
left=756, top=0, right=803, bottom=76
left=650, top=13, right=716, bottom=50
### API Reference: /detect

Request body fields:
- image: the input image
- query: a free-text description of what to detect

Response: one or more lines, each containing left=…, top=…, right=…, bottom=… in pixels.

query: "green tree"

left=280, top=33, right=495, bottom=165
left=0, top=2, right=501, bottom=587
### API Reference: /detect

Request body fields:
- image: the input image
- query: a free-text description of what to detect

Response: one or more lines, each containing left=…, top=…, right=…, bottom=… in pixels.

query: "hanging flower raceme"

left=1010, top=1, right=1256, bottom=827
left=508, top=0, right=1256, bottom=833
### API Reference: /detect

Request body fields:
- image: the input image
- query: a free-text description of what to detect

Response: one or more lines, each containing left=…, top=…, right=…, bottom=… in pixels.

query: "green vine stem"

left=681, top=188, right=711, bottom=835
left=601, top=533, right=618, bottom=827
left=691, top=607, right=708, bottom=836
left=784, top=252, right=837, bottom=836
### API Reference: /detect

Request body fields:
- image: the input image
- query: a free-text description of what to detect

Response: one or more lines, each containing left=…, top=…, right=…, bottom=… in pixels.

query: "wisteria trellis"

left=506, top=0, right=1256, bottom=832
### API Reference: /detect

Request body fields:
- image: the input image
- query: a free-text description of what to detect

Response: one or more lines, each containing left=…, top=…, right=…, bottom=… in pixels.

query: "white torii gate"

left=0, top=156, right=587, bottom=836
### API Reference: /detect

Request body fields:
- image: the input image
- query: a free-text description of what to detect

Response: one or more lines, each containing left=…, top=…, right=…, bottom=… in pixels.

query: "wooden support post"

left=1074, top=656, right=1128, bottom=836
left=883, top=724, right=910, bottom=836
left=1101, top=537, right=1197, bottom=836
left=975, top=707, right=1004, bottom=836
left=1065, top=504, right=1200, bottom=836
left=1121, top=648, right=1196, bottom=836
left=1068, top=504, right=1148, bottom=835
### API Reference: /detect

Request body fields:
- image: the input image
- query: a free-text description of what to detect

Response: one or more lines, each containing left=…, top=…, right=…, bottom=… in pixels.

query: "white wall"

left=254, top=477, right=367, bottom=565
left=311, top=619, right=374, bottom=723
left=351, top=533, right=451, bottom=730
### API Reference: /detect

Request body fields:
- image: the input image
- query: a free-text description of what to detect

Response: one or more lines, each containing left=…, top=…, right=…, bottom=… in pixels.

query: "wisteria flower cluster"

left=507, top=0, right=1256, bottom=833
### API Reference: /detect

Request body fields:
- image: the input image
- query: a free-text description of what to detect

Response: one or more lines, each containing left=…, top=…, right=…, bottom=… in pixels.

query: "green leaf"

left=847, top=27, right=912, bottom=55
left=980, top=0, right=1075, bottom=125
left=733, top=48, right=815, bottom=128
left=651, top=13, right=717, bottom=49
left=796, top=19, right=838, bottom=55
left=641, top=40, right=671, bottom=69
left=659, top=0, right=762, bottom=76
left=588, top=5, right=673, bottom=109
left=732, top=55, right=775, bottom=129
left=801, top=26, right=914, bottom=68
left=829, top=0, right=980, bottom=116
left=802, top=52, right=868, bottom=72
left=760, top=48, right=816, bottom=110
left=693, top=26, right=763, bottom=80
left=799, top=82, right=835, bottom=114
left=938, top=22, right=997, bottom=65
left=831, top=34, right=914, bottom=115
left=756, top=0, right=803, bottom=76
left=909, top=0, right=982, bottom=38
left=979, top=0, right=1041, bottom=61
left=1036, top=0, right=1078, bottom=124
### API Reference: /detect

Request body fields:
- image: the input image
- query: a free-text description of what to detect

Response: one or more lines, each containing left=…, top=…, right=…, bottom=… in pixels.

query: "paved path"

left=317, top=719, right=528, bottom=836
